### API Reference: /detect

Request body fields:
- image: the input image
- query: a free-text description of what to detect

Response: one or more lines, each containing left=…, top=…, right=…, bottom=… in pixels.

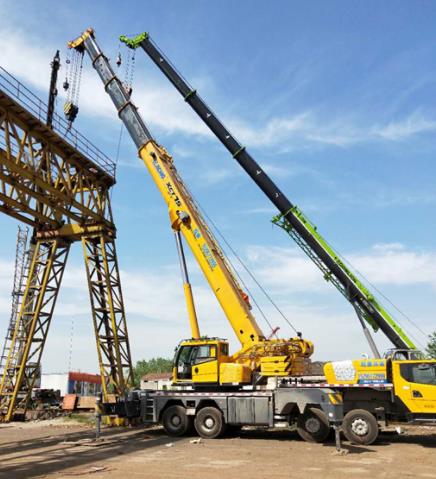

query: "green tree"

left=133, top=357, right=173, bottom=387
left=426, top=332, right=436, bottom=359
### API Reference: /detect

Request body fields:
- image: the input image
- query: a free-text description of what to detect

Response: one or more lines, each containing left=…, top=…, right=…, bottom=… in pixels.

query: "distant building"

left=141, top=372, right=172, bottom=390
left=40, top=372, right=102, bottom=397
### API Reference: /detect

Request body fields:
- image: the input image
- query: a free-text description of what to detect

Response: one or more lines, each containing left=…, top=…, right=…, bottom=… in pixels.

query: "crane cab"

left=173, top=338, right=252, bottom=387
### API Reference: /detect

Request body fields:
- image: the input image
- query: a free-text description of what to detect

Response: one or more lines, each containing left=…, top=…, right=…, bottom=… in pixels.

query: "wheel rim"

left=305, top=417, right=321, bottom=434
left=350, top=418, right=369, bottom=436
left=171, top=414, right=182, bottom=427
left=204, top=416, right=215, bottom=430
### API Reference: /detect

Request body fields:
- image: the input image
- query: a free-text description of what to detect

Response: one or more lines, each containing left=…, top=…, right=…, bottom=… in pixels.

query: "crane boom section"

left=69, top=29, right=264, bottom=347
left=121, top=32, right=415, bottom=351
left=140, top=140, right=265, bottom=345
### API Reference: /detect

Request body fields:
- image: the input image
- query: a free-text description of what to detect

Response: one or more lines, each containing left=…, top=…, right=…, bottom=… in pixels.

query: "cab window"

left=174, top=345, right=195, bottom=379
left=176, top=346, right=194, bottom=366
left=193, top=345, right=216, bottom=364
left=400, top=364, right=436, bottom=385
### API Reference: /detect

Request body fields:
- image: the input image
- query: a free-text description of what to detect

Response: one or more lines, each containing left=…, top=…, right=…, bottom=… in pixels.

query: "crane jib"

left=132, top=34, right=414, bottom=351
left=73, top=30, right=272, bottom=347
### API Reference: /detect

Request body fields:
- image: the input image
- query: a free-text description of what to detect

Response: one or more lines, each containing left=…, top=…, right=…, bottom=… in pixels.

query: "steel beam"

left=82, top=233, right=133, bottom=399
left=0, top=238, right=70, bottom=420
left=0, top=95, right=114, bottom=229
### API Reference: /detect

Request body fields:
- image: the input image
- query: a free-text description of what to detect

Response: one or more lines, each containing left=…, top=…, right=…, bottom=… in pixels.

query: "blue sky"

left=0, top=0, right=435, bottom=372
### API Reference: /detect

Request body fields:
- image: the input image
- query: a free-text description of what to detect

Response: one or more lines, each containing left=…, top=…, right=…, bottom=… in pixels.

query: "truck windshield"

left=385, top=349, right=425, bottom=360
left=400, top=363, right=436, bottom=386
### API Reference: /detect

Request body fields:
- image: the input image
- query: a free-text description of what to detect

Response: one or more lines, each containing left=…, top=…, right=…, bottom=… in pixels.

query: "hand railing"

left=0, top=66, right=115, bottom=177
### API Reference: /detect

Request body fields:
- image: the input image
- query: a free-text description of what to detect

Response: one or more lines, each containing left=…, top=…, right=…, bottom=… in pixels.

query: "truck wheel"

left=342, top=409, right=379, bottom=445
left=162, top=405, right=190, bottom=437
left=194, top=407, right=226, bottom=439
left=297, top=407, right=330, bottom=443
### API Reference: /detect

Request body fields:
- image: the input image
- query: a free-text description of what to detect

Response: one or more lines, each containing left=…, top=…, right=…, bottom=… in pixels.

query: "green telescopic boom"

left=120, top=32, right=416, bottom=352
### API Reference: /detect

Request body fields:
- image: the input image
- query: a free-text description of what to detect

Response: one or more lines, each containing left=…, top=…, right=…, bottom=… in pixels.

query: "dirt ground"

left=0, top=418, right=435, bottom=479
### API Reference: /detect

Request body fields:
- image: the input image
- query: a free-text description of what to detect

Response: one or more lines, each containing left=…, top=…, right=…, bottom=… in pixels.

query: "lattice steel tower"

left=0, top=64, right=133, bottom=421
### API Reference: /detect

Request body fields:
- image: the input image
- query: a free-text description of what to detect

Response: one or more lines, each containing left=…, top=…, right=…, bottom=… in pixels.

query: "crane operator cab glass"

left=173, top=339, right=229, bottom=385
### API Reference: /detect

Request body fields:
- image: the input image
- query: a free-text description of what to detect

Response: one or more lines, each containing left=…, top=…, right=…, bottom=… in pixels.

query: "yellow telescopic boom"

left=68, top=28, right=313, bottom=374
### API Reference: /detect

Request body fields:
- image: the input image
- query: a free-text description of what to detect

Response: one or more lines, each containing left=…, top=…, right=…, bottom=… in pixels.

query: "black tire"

left=296, top=407, right=330, bottom=443
left=342, top=409, right=379, bottom=445
left=194, top=407, right=226, bottom=439
left=162, top=405, right=190, bottom=437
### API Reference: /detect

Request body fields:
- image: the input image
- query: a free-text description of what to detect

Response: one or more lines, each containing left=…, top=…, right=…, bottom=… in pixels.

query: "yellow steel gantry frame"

left=0, top=67, right=133, bottom=421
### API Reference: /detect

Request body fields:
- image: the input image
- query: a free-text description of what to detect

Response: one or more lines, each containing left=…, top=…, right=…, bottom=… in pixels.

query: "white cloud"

left=243, top=242, right=435, bottom=350
left=231, top=110, right=436, bottom=149
left=350, top=245, right=436, bottom=289
left=0, top=25, right=210, bottom=138
left=0, top=259, right=14, bottom=315
left=1, top=24, right=435, bottom=155
left=246, top=243, right=436, bottom=293
left=375, top=113, right=436, bottom=140
left=196, top=168, right=234, bottom=186
left=261, top=162, right=301, bottom=178
left=372, top=242, right=405, bottom=252
left=243, top=206, right=277, bottom=215
left=1, top=240, right=434, bottom=372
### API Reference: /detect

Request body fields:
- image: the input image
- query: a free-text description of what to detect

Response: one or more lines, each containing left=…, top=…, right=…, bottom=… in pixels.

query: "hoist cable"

left=340, top=257, right=427, bottom=350
left=187, top=189, right=299, bottom=336
left=319, top=234, right=428, bottom=349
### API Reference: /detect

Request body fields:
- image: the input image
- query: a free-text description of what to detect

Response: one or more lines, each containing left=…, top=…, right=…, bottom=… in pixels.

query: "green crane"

left=119, top=31, right=417, bottom=357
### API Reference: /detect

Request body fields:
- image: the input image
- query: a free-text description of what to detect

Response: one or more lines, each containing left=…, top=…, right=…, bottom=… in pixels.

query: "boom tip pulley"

left=119, top=32, right=149, bottom=50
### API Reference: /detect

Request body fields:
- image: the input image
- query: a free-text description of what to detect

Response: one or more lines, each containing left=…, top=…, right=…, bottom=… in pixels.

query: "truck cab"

left=392, top=360, right=436, bottom=416
left=324, top=356, right=436, bottom=445
left=173, top=338, right=252, bottom=386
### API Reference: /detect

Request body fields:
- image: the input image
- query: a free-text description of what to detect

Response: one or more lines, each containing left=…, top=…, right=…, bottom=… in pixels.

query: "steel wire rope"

left=186, top=187, right=299, bottom=336
left=311, top=227, right=428, bottom=349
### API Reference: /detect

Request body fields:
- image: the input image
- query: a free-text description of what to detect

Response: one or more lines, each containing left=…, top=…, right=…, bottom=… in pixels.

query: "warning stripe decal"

left=150, top=383, right=393, bottom=397
left=285, top=383, right=393, bottom=389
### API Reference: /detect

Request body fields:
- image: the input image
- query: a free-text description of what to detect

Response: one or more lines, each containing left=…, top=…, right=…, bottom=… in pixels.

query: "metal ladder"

left=143, top=393, right=155, bottom=423
left=0, top=227, right=30, bottom=375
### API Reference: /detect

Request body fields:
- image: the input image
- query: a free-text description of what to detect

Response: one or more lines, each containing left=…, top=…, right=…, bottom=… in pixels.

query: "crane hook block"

left=64, top=101, right=79, bottom=123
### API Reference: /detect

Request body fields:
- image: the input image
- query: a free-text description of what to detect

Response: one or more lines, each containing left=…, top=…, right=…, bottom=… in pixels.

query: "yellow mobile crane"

left=68, top=29, right=344, bottom=444
left=68, top=29, right=313, bottom=387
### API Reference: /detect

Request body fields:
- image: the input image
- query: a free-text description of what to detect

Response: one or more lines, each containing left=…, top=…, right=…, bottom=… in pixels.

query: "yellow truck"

left=324, top=352, right=436, bottom=444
